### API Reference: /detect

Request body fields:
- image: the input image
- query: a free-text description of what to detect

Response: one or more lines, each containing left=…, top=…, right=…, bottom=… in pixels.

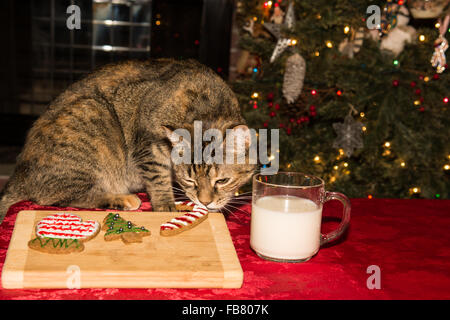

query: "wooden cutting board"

left=1, top=210, right=243, bottom=289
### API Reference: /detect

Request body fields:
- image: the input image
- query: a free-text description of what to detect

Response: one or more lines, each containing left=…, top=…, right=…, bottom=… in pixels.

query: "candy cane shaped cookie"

left=160, top=201, right=209, bottom=236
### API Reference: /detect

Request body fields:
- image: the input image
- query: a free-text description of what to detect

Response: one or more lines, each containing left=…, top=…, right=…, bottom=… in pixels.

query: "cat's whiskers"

left=230, top=195, right=252, bottom=201
left=233, top=192, right=252, bottom=196
left=171, top=186, right=187, bottom=195
left=236, top=190, right=252, bottom=194
left=171, top=187, right=189, bottom=202
left=171, top=186, right=185, bottom=193
left=224, top=203, right=250, bottom=216
left=231, top=194, right=252, bottom=202
left=220, top=206, right=243, bottom=223
left=228, top=202, right=251, bottom=207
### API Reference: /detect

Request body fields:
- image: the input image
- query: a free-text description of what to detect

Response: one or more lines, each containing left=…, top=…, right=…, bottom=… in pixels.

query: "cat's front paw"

left=152, top=202, right=176, bottom=212
left=99, top=194, right=141, bottom=211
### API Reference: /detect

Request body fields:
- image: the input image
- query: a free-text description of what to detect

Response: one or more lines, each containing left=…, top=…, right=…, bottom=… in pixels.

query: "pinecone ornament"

left=282, top=53, right=306, bottom=103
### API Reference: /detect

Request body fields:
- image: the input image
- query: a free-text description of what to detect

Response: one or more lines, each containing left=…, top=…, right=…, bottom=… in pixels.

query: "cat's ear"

left=162, top=126, right=191, bottom=147
left=222, top=124, right=252, bottom=162
left=227, top=125, right=251, bottom=149
left=162, top=126, right=180, bottom=145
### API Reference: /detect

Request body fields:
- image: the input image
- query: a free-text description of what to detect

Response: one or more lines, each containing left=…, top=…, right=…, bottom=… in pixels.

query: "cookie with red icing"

left=160, top=201, right=209, bottom=236
left=28, top=213, right=100, bottom=254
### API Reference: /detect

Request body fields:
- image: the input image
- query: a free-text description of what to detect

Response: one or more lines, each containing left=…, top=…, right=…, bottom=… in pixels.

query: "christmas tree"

left=232, top=0, right=450, bottom=199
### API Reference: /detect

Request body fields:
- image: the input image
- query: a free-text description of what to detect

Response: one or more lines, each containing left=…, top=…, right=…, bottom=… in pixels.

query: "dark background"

left=0, top=0, right=234, bottom=160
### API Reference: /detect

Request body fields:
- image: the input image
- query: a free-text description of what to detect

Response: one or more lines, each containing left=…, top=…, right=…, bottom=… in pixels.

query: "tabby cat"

left=0, top=59, right=255, bottom=223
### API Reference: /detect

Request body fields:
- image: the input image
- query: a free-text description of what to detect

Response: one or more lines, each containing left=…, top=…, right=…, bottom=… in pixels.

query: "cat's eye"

left=215, top=178, right=230, bottom=186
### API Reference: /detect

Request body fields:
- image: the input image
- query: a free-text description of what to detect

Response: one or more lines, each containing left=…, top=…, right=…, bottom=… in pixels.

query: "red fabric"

left=1, top=194, right=449, bottom=300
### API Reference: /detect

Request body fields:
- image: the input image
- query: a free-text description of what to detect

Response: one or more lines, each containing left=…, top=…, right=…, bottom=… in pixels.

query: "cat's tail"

left=0, top=179, right=23, bottom=225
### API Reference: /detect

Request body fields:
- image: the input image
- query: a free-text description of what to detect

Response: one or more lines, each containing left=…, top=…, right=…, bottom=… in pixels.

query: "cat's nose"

left=199, top=199, right=212, bottom=207
left=198, top=189, right=213, bottom=207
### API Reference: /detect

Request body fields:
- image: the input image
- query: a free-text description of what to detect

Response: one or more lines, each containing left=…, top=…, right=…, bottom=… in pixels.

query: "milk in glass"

left=251, top=195, right=322, bottom=260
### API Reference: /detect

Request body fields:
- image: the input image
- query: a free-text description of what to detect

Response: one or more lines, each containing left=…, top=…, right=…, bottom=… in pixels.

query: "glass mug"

left=250, top=172, right=351, bottom=263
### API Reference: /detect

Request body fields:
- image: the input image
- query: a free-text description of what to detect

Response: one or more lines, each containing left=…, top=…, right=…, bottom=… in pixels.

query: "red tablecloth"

left=0, top=194, right=449, bottom=300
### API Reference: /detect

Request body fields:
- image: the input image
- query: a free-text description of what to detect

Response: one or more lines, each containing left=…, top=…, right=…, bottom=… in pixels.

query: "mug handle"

left=320, top=191, right=351, bottom=246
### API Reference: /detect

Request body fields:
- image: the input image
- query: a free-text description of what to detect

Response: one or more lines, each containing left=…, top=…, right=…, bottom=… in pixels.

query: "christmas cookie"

left=28, top=213, right=100, bottom=254
left=160, top=201, right=209, bottom=237
left=102, top=213, right=151, bottom=244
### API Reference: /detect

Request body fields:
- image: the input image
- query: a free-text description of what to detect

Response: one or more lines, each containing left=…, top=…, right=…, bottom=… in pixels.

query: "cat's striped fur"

left=0, top=59, right=255, bottom=223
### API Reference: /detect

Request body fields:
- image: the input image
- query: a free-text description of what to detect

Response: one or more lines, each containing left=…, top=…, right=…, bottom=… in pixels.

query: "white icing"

left=194, top=207, right=208, bottom=214
left=161, top=223, right=180, bottom=229
left=185, top=211, right=203, bottom=218
left=170, top=218, right=188, bottom=226
left=36, top=213, right=99, bottom=239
